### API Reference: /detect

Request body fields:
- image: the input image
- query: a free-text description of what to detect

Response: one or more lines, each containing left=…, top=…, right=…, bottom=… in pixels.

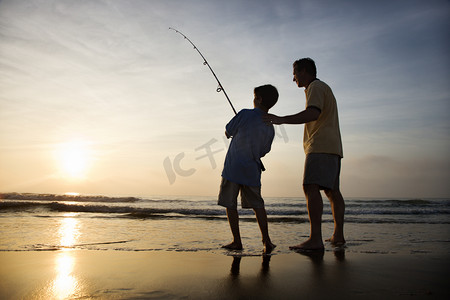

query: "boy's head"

left=253, top=84, right=278, bottom=112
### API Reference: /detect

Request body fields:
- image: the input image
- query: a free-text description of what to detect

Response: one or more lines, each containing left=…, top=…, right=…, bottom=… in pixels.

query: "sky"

left=0, top=0, right=449, bottom=198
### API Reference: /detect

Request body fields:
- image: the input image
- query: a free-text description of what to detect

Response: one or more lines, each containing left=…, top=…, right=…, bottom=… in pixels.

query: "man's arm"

left=263, top=106, right=320, bottom=125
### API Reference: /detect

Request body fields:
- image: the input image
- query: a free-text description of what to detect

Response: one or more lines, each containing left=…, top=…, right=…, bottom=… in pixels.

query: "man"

left=264, top=58, right=345, bottom=251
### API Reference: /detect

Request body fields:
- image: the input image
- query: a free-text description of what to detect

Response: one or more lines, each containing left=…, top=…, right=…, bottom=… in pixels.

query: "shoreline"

left=1, top=250, right=449, bottom=299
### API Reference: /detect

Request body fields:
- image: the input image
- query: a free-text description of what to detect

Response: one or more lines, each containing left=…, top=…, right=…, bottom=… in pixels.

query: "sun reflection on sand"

left=49, top=213, right=82, bottom=299
left=52, top=253, right=78, bottom=299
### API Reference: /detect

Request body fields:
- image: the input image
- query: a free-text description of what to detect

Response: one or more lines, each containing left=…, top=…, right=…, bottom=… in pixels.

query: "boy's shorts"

left=303, top=153, right=341, bottom=190
left=218, top=177, right=265, bottom=209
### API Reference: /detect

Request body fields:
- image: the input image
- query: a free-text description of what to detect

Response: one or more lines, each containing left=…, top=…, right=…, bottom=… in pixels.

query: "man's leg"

left=253, top=207, right=276, bottom=253
left=325, top=188, right=345, bottom=245
left=222, top=208, right=243, bottom=250
left=290, top=184, right=324, bottom=250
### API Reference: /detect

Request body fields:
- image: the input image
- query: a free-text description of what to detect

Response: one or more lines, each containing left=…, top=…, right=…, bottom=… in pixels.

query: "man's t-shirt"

left=221, top=108, right=274, bottom=187
left=304, top=79, right=343, bottom=157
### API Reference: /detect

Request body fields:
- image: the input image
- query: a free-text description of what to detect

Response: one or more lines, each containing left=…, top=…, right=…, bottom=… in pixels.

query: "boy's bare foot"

left=263, top=242, right=276, bottom=254
left=325, top=236, right=346, bottom=246
left=221, top=241, right=243, bottom=250
left=289, top=238, right=324, bottom=252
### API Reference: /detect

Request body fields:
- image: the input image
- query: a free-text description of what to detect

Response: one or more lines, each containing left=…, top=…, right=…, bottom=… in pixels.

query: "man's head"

left=293, top=58, right=316, bottom=88
left=254, top=84, right=278, bottom=112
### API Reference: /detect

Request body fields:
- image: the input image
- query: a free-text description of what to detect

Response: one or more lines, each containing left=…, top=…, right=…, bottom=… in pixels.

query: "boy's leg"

left=253, top=207, right=276, bottom=253
left=223, top=208, right=243, bottom=250
left=241, top=185, right=276, bottom=253
left=218, top=178, right=243, bottom=250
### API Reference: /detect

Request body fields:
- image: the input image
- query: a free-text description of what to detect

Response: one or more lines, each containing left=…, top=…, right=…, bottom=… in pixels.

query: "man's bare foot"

left=325, top=236, right=346, bottom=246
left=221, top=241, right=243, bottom=250
left=263, top=242, right=276, bottom=254
left=289, top=238, right=324, bottom=252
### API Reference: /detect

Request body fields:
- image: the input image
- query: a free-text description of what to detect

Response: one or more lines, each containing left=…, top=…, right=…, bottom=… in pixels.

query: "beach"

left=1, top=194, right=450, bottom=299
left=1, top=250, right=449, bottom=299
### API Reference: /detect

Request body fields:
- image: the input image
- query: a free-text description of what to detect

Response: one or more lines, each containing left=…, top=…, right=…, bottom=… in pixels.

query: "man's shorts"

left=303, top=153, right=341, bottom=190
left=218, top=177, right=265, bottom=209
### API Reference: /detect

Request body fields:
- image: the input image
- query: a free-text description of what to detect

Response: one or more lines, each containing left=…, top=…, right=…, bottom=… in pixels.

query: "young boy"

left=218, top=84, right=278, bottom=254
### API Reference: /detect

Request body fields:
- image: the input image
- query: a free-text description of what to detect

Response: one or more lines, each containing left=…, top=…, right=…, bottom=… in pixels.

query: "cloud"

left=0, top=0, right=449, bottom=197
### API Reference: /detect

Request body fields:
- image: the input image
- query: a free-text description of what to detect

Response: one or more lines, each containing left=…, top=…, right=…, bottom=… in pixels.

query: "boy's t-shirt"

left=221, top=108, right=274, bottom=187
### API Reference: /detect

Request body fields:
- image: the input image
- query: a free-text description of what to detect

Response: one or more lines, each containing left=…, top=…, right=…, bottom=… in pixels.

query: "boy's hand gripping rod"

left=169, top=27, right=237, bottom=115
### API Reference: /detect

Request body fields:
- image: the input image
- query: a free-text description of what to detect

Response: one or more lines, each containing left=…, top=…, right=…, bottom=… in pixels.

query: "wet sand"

left=1, top=250, right=449, bottom=299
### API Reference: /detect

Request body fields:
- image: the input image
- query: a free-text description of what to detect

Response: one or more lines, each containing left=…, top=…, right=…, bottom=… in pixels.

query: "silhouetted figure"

left=219, top=85, right=278, bottom=254
left=264, top=58, right=345, bottom=251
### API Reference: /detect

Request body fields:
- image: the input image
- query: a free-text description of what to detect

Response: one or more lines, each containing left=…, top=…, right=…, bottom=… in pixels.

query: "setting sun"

left=56, top=140, right=92, bottom=180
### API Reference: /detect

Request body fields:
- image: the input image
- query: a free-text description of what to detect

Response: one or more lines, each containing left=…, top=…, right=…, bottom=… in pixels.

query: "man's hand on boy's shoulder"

left=262, top=113, right=283, bottom=125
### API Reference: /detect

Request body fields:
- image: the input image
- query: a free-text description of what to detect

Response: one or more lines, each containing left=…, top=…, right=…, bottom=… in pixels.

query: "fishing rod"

left=169, top=27, right=266, bottom=171
left=169, top=27, right=237, bottom=115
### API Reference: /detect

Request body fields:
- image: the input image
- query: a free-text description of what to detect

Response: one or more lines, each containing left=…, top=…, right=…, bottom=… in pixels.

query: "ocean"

left=1, top=193, right=450, bottom=256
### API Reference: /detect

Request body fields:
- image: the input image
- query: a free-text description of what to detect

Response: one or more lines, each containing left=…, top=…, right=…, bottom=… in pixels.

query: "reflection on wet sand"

left=228, top=255, right=272, bottom=280
left=293, top=247, right=346, bottom=264
left=230, top=256, right=241, bottom=279
left=295, top=249, right=325, bottom=265
left=52, top=252, right=78, bottom=299
left=48, top=213, right=82, bottom=299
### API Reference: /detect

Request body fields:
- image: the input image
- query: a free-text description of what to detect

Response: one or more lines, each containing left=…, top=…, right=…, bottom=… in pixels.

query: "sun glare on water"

left=56, top=140, right=92, bottom=180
